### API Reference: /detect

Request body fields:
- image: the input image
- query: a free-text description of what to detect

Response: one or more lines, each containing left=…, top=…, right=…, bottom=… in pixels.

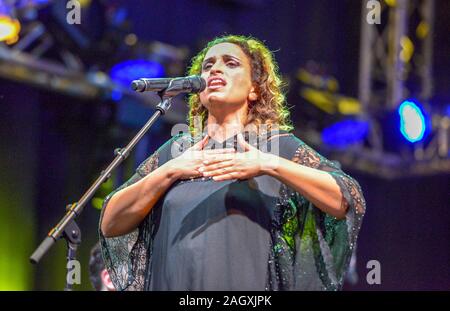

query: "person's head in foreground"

left=89, top=242, right=115, bottom=291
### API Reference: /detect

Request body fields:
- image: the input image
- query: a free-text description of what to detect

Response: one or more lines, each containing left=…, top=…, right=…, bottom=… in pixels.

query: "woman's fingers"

left=236, top=133, right=252, bottom=151
left=180, top=171, right=203, bottom=180
left=201, top=148, right=236, bottom=165
left=202, top=153, right=236, bottom=165
left=200, top=160, right=234, bottom=175
left=212, top=172, right=239, bottom=181
left=203, top=148, right=236, bottom=154
left=191, top=135, right=209, bottom=151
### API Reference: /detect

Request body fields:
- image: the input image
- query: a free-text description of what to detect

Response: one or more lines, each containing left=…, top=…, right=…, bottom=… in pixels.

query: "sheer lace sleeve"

left=98, top=152, right=159, bottom=291
left=291, top=138, right=365, bottom=289
left=269, top=135, right=366, bottom=290
left=291, top=141, right=366, bottom=216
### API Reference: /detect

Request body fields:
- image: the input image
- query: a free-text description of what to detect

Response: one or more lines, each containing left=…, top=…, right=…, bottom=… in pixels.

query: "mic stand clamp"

left=63, top=203, right=81, bottom=291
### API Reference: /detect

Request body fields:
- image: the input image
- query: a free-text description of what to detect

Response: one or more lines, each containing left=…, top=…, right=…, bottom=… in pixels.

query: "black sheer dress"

left=99, top=130, right=365, bottom=291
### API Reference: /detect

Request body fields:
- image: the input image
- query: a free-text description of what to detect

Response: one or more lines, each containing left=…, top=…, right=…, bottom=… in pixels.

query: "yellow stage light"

left=338, top=96, right=362, bottom=115
left=0, top=15, right=20, bottom=45
left=400, top=36, right=414, bottom=63
left=300, top=87, right=335, bottom=114
left=385, top=0, right=396, bottom=7
left=416, top=21, right=429, bottom=39
left=78, top=0, right=92, bottom=8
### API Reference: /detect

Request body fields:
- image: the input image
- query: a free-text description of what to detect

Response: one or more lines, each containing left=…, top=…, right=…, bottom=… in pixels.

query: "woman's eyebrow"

left=222, top=54, right=241, bottom=61
left=203, top=54, right=241, bottom=65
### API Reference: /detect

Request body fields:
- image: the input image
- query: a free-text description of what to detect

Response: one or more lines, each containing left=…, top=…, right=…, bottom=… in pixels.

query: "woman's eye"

left=227, top=61, right=238, bottom=67
left=203, top=63, right=213, bottom=70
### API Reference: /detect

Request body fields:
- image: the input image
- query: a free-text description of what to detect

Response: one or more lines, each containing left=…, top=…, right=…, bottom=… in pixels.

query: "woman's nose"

left=210, top=62, right=224, bottom=74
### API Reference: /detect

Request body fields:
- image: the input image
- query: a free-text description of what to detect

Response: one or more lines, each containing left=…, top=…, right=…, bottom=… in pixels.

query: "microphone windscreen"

left=131, top=80, right=145, bottom=92
left=192, top=76, right=206, bottom=93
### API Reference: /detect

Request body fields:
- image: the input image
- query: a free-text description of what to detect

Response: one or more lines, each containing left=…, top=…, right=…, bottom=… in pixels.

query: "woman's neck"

left=206, top=107, right=248, bottom=143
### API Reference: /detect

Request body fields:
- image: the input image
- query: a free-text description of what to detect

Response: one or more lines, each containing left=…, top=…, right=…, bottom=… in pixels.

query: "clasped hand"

left=167, top=133, right=278, bottom=181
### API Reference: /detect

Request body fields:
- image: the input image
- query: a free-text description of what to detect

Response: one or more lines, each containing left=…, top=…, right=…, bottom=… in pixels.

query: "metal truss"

left=0, top=2, right=187, bottom=124
left=323, top=0, right=449, bottom=179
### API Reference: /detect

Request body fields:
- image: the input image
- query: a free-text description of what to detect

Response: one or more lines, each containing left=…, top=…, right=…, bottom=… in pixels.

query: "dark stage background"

left=0, top=0, right=448, bottom=290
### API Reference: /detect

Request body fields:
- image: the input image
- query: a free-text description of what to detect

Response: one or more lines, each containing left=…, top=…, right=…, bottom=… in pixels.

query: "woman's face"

left=199, top=42, right=257, bottom=110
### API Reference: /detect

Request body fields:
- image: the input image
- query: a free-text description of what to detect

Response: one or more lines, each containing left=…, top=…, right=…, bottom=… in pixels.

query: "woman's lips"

left=207, top=77, right=227, bottom=90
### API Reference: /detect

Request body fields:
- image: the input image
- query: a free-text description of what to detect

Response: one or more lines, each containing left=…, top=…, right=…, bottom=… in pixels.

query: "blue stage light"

left=321, top=119, right=369, bottom=149
left=14, top=0, right=51, bottom=8
left=398, top=100, right=428, bottom=143
left=444, top=104, right=450, bottom=117
left=110, top=60, right=165, bottom=89
left=110, top=89, right=123, bottom=102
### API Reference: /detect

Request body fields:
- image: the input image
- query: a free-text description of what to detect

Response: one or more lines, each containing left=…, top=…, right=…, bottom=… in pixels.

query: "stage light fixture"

left=109, top=59, right=165, bottom=89
left=0, top=15, right=20, bottom=44
left=398, top=100, right=429, bottom=143
left=321, top=118, right=370, bottom=149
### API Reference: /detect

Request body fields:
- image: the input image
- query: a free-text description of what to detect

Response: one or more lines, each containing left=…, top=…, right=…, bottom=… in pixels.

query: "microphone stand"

left=30, top=89, right=176, bottom=290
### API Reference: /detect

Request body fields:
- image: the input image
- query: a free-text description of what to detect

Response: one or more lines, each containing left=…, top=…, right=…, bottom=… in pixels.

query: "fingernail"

left=198, top=167, right=204, bottom=172
left=203, top=160, right=209, bottom=164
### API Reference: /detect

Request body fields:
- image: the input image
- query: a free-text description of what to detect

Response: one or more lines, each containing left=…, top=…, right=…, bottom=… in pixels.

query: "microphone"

left=131, top=75, right=206, bottom=94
